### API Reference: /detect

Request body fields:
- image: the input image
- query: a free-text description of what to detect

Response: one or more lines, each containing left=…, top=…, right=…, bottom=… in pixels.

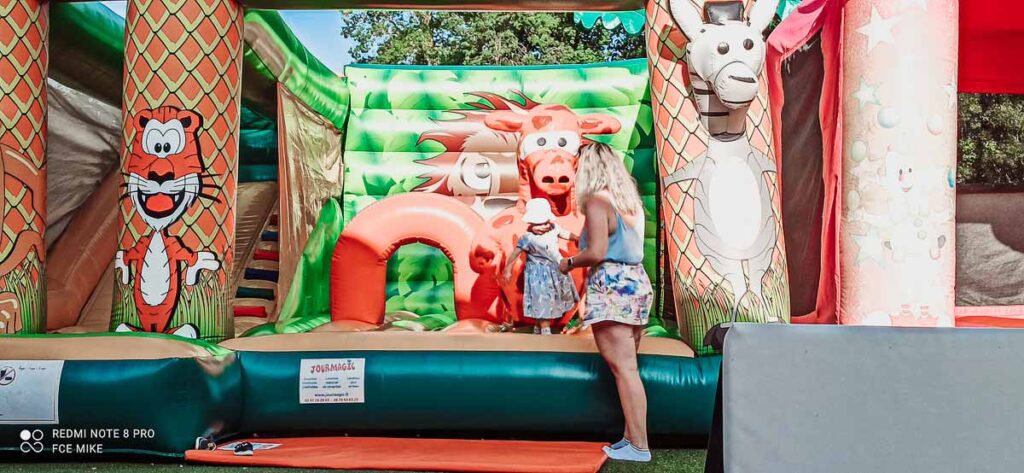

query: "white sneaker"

left=603, top=444, right=651, bottom=462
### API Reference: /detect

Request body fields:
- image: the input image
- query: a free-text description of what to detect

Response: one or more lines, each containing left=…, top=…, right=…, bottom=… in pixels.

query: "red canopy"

left=959, top=0, right=1024, bottom=94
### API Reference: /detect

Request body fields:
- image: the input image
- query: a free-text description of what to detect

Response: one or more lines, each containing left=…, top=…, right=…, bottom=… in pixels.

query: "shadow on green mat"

left=1, top=450, right=706, bottom=473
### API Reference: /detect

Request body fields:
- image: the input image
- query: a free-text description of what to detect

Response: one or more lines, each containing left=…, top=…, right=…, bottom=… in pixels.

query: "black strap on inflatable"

left=703, top=323, right=728, bottom=473
left=704, top=365, right=724, bottom=473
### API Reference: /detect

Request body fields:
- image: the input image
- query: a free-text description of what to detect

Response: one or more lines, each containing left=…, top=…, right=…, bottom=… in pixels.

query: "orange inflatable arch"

left=330, top=193, right=502, bottom=325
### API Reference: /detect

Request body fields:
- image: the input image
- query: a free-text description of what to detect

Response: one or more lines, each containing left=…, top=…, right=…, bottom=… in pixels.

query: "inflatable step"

left=232, top=298, right=276, bottom=313
left=253, top=248, right=279, bottom=261
left=234, top=305, right=269, bottom=318
left=244, top=267, right=279, bottom=283
left=236, top=286, right=276, bottom=301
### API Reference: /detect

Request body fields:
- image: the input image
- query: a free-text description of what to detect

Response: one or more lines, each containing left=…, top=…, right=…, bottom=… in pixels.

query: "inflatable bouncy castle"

left=1, top=0, right=1022, bottom=462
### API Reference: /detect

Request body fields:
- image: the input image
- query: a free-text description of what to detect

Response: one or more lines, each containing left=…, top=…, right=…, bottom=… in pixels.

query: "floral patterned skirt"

left=583, top=262, right=653, bottom=327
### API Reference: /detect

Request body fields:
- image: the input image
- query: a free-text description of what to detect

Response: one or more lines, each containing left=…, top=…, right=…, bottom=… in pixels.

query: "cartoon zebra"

left=665, top=0, right=781, bottom=318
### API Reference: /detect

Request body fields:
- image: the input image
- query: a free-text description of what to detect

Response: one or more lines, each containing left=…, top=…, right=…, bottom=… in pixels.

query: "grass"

left=0, top=449, right=707, bottom=473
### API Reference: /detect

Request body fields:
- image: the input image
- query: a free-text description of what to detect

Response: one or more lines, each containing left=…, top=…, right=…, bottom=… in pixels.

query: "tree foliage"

left=338, top=11, right=644, bottom=66
left=958, top=94, right=1024, bottom=186
left=338, top=12, right=1021, bottom=186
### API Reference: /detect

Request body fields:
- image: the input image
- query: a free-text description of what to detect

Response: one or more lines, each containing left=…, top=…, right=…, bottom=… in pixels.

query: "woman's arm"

left=555, top=225, right=579, bottom=242
left=560, top=197, right=611, bottom=272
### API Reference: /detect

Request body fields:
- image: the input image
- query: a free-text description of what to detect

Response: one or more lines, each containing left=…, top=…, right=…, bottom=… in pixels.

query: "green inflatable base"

left=0, top=354, right=242, bottom=457
left=236, top=348, right=718, bottom=437
left=0, top=333, right=717, bottom=457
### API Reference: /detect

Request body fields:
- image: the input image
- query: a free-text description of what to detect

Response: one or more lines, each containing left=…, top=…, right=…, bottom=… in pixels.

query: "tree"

left=338, top=13, right=1022, bottom=186
left=958, top=94, right=1024, bottom=186
left=338, top=11, right=645, bottom=66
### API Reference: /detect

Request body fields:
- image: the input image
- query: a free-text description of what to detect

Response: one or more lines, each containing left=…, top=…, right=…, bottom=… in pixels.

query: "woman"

left=559, top=142, right=653, bottom=462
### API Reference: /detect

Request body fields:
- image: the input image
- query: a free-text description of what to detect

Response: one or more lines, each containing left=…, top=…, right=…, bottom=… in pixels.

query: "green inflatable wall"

left=340, top=60, right=669, bottom=333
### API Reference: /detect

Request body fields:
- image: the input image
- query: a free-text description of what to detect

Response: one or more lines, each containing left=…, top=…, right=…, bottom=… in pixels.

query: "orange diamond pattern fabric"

left=645, top=0, right=790, bottom=355
left=0, top=0, right=46, bottom=335
left=111, top=0, right=242, bottom=342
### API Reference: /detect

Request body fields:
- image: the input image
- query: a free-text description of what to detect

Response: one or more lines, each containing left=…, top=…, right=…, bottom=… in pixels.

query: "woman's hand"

left=559, top=258, right=572, bottom=274
left=502, top=265, right=513, bottom=283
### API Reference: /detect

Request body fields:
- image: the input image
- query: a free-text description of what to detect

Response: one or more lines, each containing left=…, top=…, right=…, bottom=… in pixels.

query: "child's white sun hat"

left=523, top=198, right=556, bottom=225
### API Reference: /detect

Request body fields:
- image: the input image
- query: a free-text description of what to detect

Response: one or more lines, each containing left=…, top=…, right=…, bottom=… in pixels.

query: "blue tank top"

left=580, top=210, right=645, bottom=265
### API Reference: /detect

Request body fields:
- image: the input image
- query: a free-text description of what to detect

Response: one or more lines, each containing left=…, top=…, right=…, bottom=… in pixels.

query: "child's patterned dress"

left=517, top=227, right=579, bottom=319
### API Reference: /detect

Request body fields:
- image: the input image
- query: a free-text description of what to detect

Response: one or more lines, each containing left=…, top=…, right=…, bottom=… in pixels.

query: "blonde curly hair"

left=575, top=142, right=644, bottom=217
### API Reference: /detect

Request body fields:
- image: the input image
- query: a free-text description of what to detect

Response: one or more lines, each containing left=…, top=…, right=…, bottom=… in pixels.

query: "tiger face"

left=125, top=107, right=204, bottom=231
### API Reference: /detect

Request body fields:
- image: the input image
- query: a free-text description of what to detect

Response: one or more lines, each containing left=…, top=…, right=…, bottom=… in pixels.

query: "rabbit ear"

left=669, top=0, right=706, bottom=41
left=748, top=0, right=780, bottom=32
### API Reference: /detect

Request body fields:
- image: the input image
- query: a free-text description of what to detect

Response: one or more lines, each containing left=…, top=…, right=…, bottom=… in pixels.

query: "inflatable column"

left=840, top=0, right=957, bottom=326
left=0, top=0, right=47, bottom=335
left=646, top=0, right=790, bottom=355
left=112, top=0, right=242, bottom=341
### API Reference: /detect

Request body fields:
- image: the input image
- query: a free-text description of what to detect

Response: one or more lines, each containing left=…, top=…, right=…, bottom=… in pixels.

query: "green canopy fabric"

left=573, top=10, right=645, bottom=35
left=776, top=0, right=801, bottom=21
left=244, top=10, right=350, bottom=130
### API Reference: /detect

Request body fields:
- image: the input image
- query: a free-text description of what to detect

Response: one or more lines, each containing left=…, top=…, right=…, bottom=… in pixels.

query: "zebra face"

left=670, top=0, right=778, bottom=109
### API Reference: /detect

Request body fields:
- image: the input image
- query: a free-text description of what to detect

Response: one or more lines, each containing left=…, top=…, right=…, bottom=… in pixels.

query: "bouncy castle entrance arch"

left=329, top=192, right=499, bottom=325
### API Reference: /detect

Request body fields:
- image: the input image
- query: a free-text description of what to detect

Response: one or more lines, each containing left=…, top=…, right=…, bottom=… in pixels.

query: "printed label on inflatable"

left=0, top=361, right=63, bottom=424
left=299, top=358, right=365, bottom=404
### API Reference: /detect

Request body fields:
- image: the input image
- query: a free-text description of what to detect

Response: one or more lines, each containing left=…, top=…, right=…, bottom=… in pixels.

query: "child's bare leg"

left=540, top=320, right=552, bottom=335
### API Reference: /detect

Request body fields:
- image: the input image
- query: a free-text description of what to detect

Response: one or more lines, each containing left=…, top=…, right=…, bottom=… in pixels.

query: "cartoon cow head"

left=484, top=104, right=620, bottom=215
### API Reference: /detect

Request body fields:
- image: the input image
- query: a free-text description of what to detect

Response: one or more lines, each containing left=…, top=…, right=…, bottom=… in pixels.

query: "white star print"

left=852, top=78, right=880, bottom=109
left=854, top=232, right=886, bottom=266
left=857, top=7, right=899, bottom=53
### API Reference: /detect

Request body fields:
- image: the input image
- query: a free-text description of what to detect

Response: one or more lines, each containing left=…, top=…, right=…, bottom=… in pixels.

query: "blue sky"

left=99, top=2, right=354, bottom=73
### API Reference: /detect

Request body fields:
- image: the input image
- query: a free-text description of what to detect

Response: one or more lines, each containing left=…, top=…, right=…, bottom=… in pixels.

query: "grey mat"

left=725, top=323, right=1024, bottom=473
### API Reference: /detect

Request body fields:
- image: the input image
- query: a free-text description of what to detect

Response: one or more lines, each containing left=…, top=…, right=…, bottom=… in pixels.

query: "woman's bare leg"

left=594, top=322, right=649, bottom=450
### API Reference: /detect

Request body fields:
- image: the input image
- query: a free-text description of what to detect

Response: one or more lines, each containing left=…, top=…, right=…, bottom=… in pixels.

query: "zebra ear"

left=748, top=0, right=779, bottom=32
left=669, top=0, right=705, bottom=41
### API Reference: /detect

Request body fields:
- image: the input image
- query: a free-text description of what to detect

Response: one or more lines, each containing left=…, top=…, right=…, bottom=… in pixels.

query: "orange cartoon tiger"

left=113, top=106, right=220, bottom=338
